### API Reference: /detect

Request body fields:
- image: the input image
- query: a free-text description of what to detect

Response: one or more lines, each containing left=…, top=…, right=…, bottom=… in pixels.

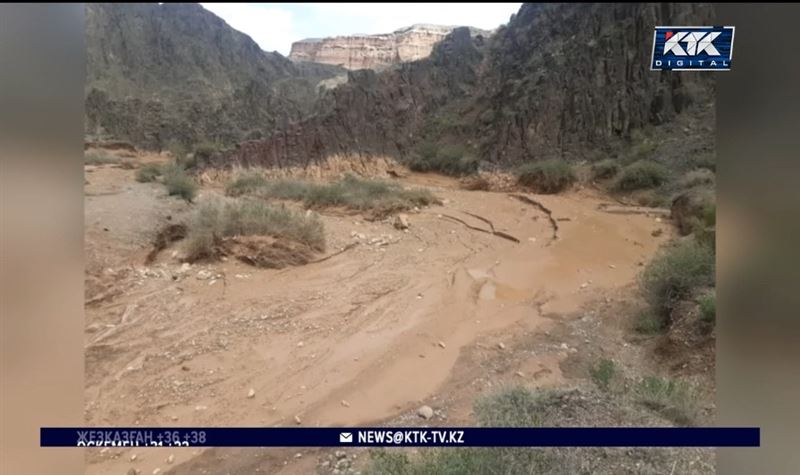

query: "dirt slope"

left=84, top=163, right=669, bottom=475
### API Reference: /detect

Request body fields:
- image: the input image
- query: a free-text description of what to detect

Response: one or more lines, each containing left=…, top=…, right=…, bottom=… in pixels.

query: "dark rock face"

left=221, top=3, right=714, bottom=169
left=473, top=3, right=714, bottom=163
left=219, top=27, right=485, bottom=168
left=85, top=3, right=344, bottom=150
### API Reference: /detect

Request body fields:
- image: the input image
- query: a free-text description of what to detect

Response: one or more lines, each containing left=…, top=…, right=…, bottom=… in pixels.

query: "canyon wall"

left=85, top=3, right=344, bottom=150
left=220, top=3, right=715, bottom=170
left=289, top=24, right=489, bottom=70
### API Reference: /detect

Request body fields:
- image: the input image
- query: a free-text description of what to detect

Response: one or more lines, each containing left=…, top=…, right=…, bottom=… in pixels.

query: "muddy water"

left=84, top=170, right=668, bottom=475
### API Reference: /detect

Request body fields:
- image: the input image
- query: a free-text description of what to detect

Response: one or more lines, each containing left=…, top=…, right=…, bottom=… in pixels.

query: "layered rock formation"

left=470, top=3, right=715, bottom=163
left=221, top=3, right=715, bottom=169
left=85, top=3, right=344, bottom=150
left=221, top=27, right=484, bottom=168
left=289, top=24, right=489, bottom=70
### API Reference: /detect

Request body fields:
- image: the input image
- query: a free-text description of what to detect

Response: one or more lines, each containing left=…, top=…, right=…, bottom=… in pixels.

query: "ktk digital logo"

left=651, top=26, right=735, bottom=71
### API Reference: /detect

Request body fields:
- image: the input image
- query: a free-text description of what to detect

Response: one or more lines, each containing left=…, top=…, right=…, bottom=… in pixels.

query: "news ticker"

left=41, top=427, right=760, bottom=448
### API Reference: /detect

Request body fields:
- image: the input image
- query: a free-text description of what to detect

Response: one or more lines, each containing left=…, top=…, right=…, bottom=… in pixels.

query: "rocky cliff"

left=85, top=3, right=344, bottom=150
left=289, top=24, right=489, bottom=71
left=470, top=3, right=714, bottom=163
left=221, top=3, right=715, bottom=170
left=222, top=27, right=484, bottom=168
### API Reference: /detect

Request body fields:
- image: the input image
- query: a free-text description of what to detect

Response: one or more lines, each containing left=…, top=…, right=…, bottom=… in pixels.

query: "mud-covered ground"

left=83, top=152, right=713, bottom=475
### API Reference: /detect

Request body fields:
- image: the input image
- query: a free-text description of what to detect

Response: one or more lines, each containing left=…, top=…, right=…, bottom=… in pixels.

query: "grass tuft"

left=184, top=199, right=325, bottom=262
left=636, top=376, right=697, bottom=426
left=162, top=162, right=197, bottom=202
left=135, top=163, right=162, bottom=183
left=408, top=143, right=479, bottom=176
left=367, top=386, right=554, bottom=474
left=591, top=159, right=620, bottom=180
left=699, top=293, right=715, bottom=326
left=614, top=160, right=670, bottom=191
left=641, top=239, right=715, bottom=324
left=225, top=172, right=268, bottom=197
left=589, top=359, right=616, bottom=390
left=226, top=174, right=438, bottom=218
left=635, top=311, right=666, bottom=335
left=678, top=168, right=715, bottom=189
left=515, top=160, right=576, bottom=194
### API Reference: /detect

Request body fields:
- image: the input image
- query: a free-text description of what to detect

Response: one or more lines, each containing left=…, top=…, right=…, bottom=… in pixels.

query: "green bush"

left=184, top=199, right=325, bottom=261
left=629, top=139, right=657, bottom=162
left=475, top=386, right=546, bottom=428
left=678, top=168, right=715, bottom=189
left=408, top=143, right=479, bottom=176
left=225, top=172, right=268, bottom=196
left=162, top=162, right=197, bottom=202
left=614, top=160, right=670, bottom=191
left=135, top=163, right=162, bottom=183
left=641, top=240, right=715, bottom=323
left=688, top=153, right=716, bottom=171
left=227, top=174, right=438, bottom=218
left=589, top=359, right=616, bottom=390
left=167, top=139, right=189, bottom=161
left=671, top=188, right=715, bottom=237
left=191, top=141, right=222, bottom=167
left=516, top=160, right=576, bottom=194
left=591, top=159, right=620, bottom=180
left=635, top=311, right=666, bottom=335
left=194, top=141, right=220, bottom=159
left=696, top=202, right=717, bottom=249
left=636, top=376, right=697, bottom=426
left=699, top=293, right=716, bottom=325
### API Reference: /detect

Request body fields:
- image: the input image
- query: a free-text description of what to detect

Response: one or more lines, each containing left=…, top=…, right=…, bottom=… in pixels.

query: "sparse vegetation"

left=367, top=386, right=554, bottom=474
left=135, top=163, right=162, bottom=183
left=678, top=168, right=715, bottom=189
left=226, top=174, right=438, bottom=218
left=167, top=139, right=189, bottom=162
left=628, top=138, right=657, bottom=163
left=184, top=199, right=325, bottom=262
left=641, top=239, right=715, bottom=325
left=693, top=201, right=716, bottom=250
left=699, top=293, right=716, bottom=325
left=162, top=162, right=197, bottom=202
left=614, top=160, right=669, bottom=191
left=515, top=159, right=576, bottom=194
left=635, top=376, right=697, bottom=426
left=635, top=311, right=666, bottom=335
left=589, top=359, right=616, bottom=390
left=634, top=190, right=671, bottom=208
left=193, top=141, right=221, bottom=161
left=225, top=172, right=268, bottom=196
left=671, top=187, right=715, bottom=237
left=591, top=159, right=620, bottom=180
left=84, top=153, right=122, bottom=166
left=408, top=143, right=479, bottom=176
left=688, top=153, right=716, bottom=171
left=474, top=386, right=546, bottom=428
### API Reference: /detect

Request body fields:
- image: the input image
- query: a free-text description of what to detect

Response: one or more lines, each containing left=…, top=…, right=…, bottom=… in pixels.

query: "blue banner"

left=651, top=26, right=735, bottom=71
left=41, top=427, right=759, bottom=448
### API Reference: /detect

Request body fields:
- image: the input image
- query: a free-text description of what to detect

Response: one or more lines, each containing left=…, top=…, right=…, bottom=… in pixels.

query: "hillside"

left=223, top=3, right=714, bottom=171
left=85, top=3, right=344, bottom=150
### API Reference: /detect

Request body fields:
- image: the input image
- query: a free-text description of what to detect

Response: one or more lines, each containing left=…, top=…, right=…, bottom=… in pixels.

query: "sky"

left=201, top=3, right=521, bottom=56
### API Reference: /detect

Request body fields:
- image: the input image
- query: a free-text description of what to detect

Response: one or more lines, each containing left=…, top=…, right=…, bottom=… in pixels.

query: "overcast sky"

left=201, top=3, right=521, bottom=56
